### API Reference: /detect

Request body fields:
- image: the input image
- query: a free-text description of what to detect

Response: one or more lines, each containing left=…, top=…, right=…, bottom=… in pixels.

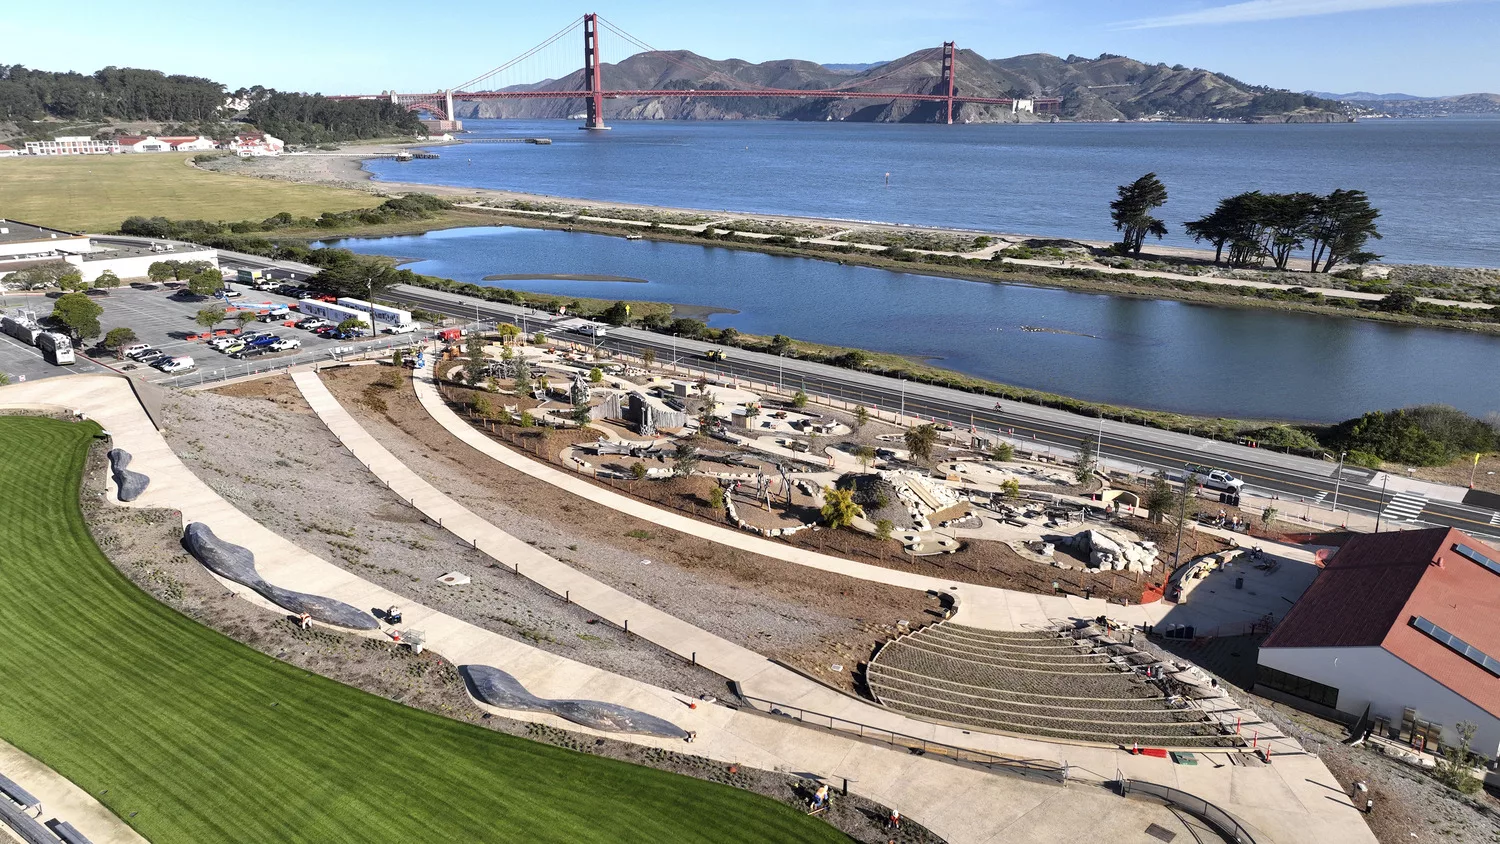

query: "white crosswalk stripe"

left=1490, top=511, right=1500, bottom=526
left=1382, top=491, right=1428, bottom=522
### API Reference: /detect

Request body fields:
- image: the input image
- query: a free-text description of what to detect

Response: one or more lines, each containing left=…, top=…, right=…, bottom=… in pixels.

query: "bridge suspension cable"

left=453, top=15, right=583, bottom=93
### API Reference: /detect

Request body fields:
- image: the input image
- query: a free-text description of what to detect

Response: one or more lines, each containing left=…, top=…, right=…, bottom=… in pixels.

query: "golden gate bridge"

left=329, top=13, right=1060, bottom=131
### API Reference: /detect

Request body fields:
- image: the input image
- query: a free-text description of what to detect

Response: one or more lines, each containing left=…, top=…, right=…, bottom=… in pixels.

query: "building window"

left=1258, top=664, right=1339, bottom=709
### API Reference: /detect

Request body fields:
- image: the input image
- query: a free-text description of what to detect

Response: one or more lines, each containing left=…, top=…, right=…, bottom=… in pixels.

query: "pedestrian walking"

left=886, top=809, right=902, bottom=830
left=298, top=612, right=312, bottom=630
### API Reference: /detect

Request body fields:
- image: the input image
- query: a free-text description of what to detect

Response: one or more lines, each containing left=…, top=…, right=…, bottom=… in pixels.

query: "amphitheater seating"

left=866, top=623, right=1231, bottom=747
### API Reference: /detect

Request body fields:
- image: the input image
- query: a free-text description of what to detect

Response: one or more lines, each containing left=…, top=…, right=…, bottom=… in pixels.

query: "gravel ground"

left=162, top=382, right=726, bottom=700
left=76, top=439, right=942, bottom=844
left=225, top=367, right=939, bottom=697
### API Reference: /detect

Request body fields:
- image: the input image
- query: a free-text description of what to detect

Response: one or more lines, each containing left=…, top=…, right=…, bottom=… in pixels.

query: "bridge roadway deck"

left=381, top=284, right=1500, bottom=541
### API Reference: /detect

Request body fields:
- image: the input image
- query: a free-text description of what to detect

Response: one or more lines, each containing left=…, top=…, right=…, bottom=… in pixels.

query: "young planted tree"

left=465, top=333, right=486, bottom=384
left=672, top=439, right=700, bottom=477
left=853, top=405, right=869, bottom=432
left=235, top=311, right=258, bottom=330
left=791, top=389, right=808, bottom=409
left=904, top=423, right=939, bottom=462
left=1075, top=434, right=1098, bottom=483
left=820, top=486, right=861, bottom=530
left=641, top=347, right=656, bottom=368
left=512, top=359, right=532, bottom=396
left=589, top=366, right=603, bottom=384
left=989, top=442, right=1014, bottom=462
left=707, top=485, right=725, bottom=511
left=855, top=446, right=876, bottom=471
left=875, top=519, right=894, bottom=542
left=1001, top=478, right=1022, bottom=502
left=630, top=461, right=648, bottom=481
left=92, top=270, right=122, bottom=289
left=1145, top=474, right=1175, bottom=523
left=1110, top=173, right=1169, bottom=256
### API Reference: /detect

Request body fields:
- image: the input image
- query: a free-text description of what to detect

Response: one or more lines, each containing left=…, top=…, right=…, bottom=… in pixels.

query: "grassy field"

left=0, top=153, right=372, bottom=233
left=0, top=417, right=842, bottom=844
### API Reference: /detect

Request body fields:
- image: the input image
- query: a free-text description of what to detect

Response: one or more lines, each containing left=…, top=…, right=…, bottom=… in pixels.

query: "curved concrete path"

left=301, top=369, right=1379, bottom=844
left=1, top=374, right=1240, bottom=844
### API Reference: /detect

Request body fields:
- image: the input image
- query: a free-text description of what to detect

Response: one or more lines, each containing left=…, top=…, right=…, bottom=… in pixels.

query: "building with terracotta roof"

left=1256, top=527, right=1500, bottom=756
left=0, top=143, right=20, bottom=158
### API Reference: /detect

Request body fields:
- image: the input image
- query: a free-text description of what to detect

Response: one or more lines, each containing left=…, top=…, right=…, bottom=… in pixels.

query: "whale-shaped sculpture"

left=107, top=448, right=150, bottom=502
left=459, top=664, right=689, bottom=739
left=182, top=522, right=379, bottom=630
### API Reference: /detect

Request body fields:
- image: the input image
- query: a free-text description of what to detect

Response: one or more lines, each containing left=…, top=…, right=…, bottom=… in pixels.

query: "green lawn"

left=0, top=417, right=843, bottom=843
left=0, top=153, right=372, bottom=233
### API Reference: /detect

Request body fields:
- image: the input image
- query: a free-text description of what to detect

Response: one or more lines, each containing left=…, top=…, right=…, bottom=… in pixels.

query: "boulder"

left=107, top=448, right=150, bottom=502
left=459, top=664, right=688, bottom=739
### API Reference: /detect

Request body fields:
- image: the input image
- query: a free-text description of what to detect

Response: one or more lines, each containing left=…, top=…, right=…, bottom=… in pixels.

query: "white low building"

left=227, top=131, right=284, bottom=157
left=0, top=218, right=217, bottom=283
left=117, top=135, right=174, bottom=153
left=24, top=136, right=120, bottom=156
left=0, top=144, right=21, bottom=158
left=1257, top=528, right=1500, bottom=758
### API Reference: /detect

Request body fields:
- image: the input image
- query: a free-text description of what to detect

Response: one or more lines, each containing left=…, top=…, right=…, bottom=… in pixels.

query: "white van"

left=158, top=356, right=195, bottom=373
left=383, top=322, right=419, bottom=335
left=120, top=343, right=150, bottom=358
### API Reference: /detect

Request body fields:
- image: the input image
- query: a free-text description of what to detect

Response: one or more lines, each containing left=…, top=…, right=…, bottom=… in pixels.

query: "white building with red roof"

left=1257, top=527, right=1500, bottom=756
left=0, top=143, right=19, bottom=157
left=226, top=131, right=284, bottom=157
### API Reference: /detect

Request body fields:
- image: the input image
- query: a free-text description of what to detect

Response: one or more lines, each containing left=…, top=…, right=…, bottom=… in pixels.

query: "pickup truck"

left=1184, top=465, right=1244, bottom=492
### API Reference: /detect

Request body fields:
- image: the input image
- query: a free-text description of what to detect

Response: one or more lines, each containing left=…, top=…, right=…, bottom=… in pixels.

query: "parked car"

left=220, top=288, right=242, bottom=299
left=383, top=323, right=418, bottom=335
left=157, top=356, right=195, bottom=373
left=136, top=350, right=167, bottom=365
left=269, top=338, right=301, bottom=351
left=296, top=291, right=316, bottom=300
left=122, top=344, right=153, bottom=359
left=250, top=334, right=280, bottom=347
left=314, top=326, right=339, bottom=337
left=207, top=336, right=239, bottom=351
left=230, top=346, right=270, bottom=360
left=220, top=341, right=246, bottom=355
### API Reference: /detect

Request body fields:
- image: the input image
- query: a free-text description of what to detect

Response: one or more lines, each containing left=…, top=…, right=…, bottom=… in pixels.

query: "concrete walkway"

left=0, top=738, right=148, bottom=844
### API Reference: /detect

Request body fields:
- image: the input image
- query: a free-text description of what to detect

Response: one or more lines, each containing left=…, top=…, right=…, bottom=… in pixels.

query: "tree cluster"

left=121, top=195, right=450, bottom=242
left=0, top=64, right=224, bottom=122
left=1323, top=404, right=1497, bottom=467
left=1184, top=189, right=1382, bottom=271
left=245, top=92, right=424, bottom=144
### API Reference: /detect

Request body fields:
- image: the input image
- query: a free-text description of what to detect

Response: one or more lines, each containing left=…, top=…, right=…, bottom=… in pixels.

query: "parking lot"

left=1, top=283, right=423, bottom=388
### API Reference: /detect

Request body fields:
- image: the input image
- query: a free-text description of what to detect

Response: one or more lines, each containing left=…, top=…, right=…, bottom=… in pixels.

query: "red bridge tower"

left=940, top=41, right=956, bottom=124
left=583, top=13, right=608, bottom=130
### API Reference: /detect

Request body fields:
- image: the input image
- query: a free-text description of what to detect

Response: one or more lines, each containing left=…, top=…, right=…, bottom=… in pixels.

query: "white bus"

left=36, top=332, right=75, bottom=365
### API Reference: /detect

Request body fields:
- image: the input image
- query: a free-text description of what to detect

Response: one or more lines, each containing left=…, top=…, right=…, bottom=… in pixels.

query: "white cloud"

left=1118, top=0, right=1478, bottom=29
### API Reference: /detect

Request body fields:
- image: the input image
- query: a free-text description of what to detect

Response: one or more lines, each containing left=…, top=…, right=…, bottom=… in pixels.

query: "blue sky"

left=2, top=0, right=1495, bottom=96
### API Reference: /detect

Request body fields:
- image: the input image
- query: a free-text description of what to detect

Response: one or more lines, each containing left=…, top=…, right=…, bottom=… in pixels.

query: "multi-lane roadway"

left=379, top=284, right=1500, bottom=541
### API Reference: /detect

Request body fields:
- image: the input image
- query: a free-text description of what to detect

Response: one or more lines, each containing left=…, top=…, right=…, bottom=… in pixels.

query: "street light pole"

left=1374, top=473, right=1390, bottom=532
left=1331, top=451, right=1346, bottom=514
left=1171, top=463, right=1190, bottom=582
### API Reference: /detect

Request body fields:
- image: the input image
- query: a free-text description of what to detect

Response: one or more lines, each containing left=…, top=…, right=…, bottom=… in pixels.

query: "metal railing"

left=1121, top=778, right=1262, bottom=843
left=736, top=692, right=1068, bottom=783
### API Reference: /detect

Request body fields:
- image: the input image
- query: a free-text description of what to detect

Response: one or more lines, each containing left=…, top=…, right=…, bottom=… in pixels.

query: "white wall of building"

left=64, top=248, right=219, bottom=283
left=172, top=137, right=216, bottom=151
left=1259, top=645, right=1500, bottom=756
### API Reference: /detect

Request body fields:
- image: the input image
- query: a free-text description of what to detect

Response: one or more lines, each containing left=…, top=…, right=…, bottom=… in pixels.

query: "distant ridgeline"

left=0, top=65, right=421, bottom=143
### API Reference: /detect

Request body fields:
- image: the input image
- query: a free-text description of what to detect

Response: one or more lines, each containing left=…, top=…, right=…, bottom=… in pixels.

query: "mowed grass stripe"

left=0, top=417, right=843, bottom=843
left=0, top=154, right=372, bottom=233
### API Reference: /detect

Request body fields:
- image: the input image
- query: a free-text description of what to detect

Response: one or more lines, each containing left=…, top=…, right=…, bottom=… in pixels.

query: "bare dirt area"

left=76, top=441, right=940, bottom=844
left=161, top=380, right=725, bottom=700
left=307, top=365, right=941, bottom=694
